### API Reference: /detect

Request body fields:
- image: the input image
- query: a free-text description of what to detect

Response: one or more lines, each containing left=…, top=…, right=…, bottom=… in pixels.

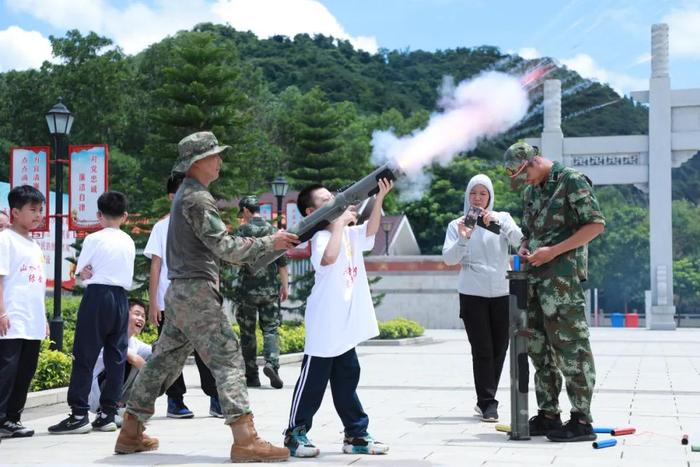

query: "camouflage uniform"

left=125, top=132, right=275, bottom=425
left=507, top=142, right=605, bottom=423
left=234, top=216, right=287, bottom=376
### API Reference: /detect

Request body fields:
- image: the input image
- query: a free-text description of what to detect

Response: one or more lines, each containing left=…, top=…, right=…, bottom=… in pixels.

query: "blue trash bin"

left=610, top=313, right=624, bottom=328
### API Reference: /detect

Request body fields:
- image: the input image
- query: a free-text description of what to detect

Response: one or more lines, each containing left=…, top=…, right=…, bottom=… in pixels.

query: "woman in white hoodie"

left=442, top=174, right=523, bottom=422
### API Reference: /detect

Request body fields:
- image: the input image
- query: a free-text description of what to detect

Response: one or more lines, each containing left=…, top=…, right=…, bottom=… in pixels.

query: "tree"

left=284, top=87, right=368, bottom=190
left=140, top=31, right=251, bottom=213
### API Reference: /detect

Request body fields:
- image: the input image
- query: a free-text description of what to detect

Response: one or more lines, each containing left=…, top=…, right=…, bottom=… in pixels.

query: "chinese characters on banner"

left=69, top=144, right=108, bottom=231
left=9, top=147, right=50, bottom=231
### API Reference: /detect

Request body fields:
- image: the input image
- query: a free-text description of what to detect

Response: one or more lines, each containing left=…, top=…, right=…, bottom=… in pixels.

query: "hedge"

left=377, top=318, right=425, bottom=339
left=32, top=300, right=423, bottom=391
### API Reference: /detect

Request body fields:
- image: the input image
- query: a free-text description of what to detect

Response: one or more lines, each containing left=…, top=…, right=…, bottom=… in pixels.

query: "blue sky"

left=0, top=0, right=698, bottom=95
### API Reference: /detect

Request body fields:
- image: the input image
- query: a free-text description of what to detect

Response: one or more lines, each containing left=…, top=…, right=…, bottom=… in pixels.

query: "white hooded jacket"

left=442, top=174, right=523, bottom=298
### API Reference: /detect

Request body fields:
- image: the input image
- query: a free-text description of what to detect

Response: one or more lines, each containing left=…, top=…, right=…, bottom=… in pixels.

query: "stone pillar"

left=647, top=23, right=676, bottom=330
left=541, top=79, right=564, bottom=162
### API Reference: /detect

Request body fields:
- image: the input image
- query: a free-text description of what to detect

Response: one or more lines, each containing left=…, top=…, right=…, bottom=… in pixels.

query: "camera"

left=463, top=206, right=501, bottom=234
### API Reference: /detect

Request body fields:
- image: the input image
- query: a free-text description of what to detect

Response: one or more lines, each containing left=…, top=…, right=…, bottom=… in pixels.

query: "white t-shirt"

left=304, top=223, right=379, bottom=358
left=143, top=216, right=169, bottom=311
left=88, top=336, right=152, bottom=412
left=0, top=229, right=46, bottom=340
left=76, top=227, right=135, bottom=290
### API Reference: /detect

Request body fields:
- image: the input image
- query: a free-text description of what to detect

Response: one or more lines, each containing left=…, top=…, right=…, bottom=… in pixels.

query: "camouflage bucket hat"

left=504, top=141, right=538, bottom=187
left=172, top=131, right=231, bottom=174
left=239, top=195, right=259, bottom=211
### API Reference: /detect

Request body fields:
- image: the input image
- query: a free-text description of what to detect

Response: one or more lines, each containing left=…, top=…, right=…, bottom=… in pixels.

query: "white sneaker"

left=342, top=434, right=389, bottom=455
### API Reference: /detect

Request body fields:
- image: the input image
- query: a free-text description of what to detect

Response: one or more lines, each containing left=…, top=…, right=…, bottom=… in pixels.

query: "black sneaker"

left=246, top=373, right=261, bottom=388
left=529, top=410, right=563, bottom=436
left=48, top=414, right=92, bottom=435
left=91, top=412, right=117, bottom=432
left=263, top=363, right=284, bottom=389
left=546, top=412, right=596, bottom=442
left=481, top=403, right=499, bottom=423
left=0, top=419, right=35, bottom=438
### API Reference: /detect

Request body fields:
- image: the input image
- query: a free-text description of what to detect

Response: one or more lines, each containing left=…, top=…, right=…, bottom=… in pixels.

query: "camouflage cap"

left=238, top=195, right=259, bottom=211
left=504, top=141, right=539, bottom=176
left=172, top=131, right=231, bottom=174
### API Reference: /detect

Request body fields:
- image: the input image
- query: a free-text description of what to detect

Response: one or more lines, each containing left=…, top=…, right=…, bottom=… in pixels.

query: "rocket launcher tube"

left=248, top=164, right=399, bottom=274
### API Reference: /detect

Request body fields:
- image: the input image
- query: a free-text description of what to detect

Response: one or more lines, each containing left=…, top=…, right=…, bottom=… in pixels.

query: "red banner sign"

left=9, top=146, right=51, bottom=232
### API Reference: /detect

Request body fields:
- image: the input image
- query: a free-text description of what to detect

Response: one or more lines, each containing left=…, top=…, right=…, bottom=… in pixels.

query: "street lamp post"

left=46, top=98, right=74, bottom=352
left=382, top=220, right=392, bottom=256
left=270, top=176, right=289, bottom=230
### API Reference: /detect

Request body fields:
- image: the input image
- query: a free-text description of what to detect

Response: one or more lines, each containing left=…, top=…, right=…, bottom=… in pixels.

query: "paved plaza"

left=3, top=328, right=700, bottom=466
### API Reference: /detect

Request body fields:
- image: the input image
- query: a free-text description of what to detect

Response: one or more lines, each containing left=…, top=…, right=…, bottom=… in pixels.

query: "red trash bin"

left=625, top=313, right=639, bottom=328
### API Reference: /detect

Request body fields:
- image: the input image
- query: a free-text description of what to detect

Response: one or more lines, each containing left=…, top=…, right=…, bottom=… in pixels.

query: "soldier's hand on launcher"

left=272, top=230, right=300, bottom=251
left=376, top=178, right=394, bottom=200
left=525, top=246, right=556, bottom=267
left=518, top=245, right=531, bottom=259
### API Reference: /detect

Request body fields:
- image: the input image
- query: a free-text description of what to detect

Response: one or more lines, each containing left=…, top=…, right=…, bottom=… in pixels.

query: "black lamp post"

left=271, top=176, right=289, bottom=229
left=46, top=98, right=74, bottom=352
left=382, top=220, right=392, bottom=256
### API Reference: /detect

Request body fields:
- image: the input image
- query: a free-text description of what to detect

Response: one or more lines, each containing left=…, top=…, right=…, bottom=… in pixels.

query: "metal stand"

left=507, top=270, right=530, bottom=440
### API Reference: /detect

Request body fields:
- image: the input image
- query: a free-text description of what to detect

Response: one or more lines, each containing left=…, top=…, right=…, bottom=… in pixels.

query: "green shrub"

left=377, top=318, right=425, bottom=339
left=279, top=324, right=305, bottom=354
left=138, top=324, right=159, bottom=345
left=30, top=347, right=73, bottom=391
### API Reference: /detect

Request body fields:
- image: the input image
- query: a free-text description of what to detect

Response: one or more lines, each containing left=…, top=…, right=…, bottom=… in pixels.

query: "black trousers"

left=287, top=348, right=369, bottom=437
left=460, top=294, right=509, bottom=410
left=67, top=284, right=128, bottom=416
left=157, top=310, right=217, bottom=400
left=0, top=338, right=41, bottom=423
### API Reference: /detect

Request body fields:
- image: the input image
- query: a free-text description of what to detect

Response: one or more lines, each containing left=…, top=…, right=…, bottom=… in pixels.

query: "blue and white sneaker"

left=166, top=398, right=194, bottom=419
left=209, top=396, right=224, bottom=418
left=342, top=434, right=389, bottom=455
left=284, top=426, right=320, bottom=458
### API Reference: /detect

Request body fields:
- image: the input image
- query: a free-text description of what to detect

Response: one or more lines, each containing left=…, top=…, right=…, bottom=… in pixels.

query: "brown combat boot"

left=230, top=413, right=289, bottom=463
left=114, top=412, right=159, bottom=454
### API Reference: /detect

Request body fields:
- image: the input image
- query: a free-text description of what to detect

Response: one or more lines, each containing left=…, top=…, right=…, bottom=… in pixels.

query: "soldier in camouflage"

left=115, top=131, right=298, bottom=462
left=234, top=195, right=289, bottom=389
left=504, top=141, right=605, bottom=443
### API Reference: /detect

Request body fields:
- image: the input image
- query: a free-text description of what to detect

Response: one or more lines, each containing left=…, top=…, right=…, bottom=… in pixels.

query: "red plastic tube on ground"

left=611, top=427, right=636, bottom=436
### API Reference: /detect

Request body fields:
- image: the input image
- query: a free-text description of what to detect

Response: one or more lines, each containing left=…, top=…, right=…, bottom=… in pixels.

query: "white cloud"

left=5, top=0, right=378, bottom=64
left=517, top=47, right=541, bottom=60
left=663, top=2, right=700, bottom=59
left=8, top=0, right=214, bottom=55
left=211, top=0, right=378, bottom=53
left=561, top=53, right=647, bottom=95
left=0, top=26, right=52, bottom=72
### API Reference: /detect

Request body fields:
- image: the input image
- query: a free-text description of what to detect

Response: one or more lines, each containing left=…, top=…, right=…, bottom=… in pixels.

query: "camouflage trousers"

left=527, top=276, right=596, bottom=423
left=126, top=279, right=249, bottom=425
left=235, top=295, right=281, bottom=377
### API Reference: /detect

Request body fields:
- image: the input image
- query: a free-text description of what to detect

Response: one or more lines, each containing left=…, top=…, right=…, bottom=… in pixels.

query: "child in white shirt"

left=49, top=191, right=135, bottom=434
left=0, top=186, right=47, bottom=439
left=284, top=178, right=393, bottom=458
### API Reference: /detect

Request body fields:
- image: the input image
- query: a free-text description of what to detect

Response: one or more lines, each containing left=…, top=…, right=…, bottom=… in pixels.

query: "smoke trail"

left=371, top=71, right=530, bottom=200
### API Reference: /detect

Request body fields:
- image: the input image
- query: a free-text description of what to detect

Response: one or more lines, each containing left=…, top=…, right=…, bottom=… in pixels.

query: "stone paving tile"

left=5, top=328, right=700, bottom=466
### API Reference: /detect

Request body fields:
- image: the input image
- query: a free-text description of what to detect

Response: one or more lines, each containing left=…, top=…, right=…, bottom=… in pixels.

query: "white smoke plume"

left=372, top=71, right=530, bottom=200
